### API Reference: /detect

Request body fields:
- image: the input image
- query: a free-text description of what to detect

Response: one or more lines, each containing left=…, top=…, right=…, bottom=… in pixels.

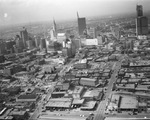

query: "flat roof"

left=83, top=90, right=100, bottom=98
left=73, top=86, right=84, bottom=94
left=10, top=110, right=26, bottom=116
left=46, top=98, right=72, bottom=108
left=72, top=99, right=85, bottom=105
left=119, top=96, right=138, bottom=109
left=80, top=78, right=97, bottom=82
left=80, top=101, right=96, bottom=110
left=57, top=33, right=65, bottom=36
left=18, top=94, right=37, bottom=99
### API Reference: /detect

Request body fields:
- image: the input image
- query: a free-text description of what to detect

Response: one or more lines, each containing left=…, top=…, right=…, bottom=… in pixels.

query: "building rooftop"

left=80, top=101, right=96, bottom=110
left=80, top=78, right=97, bottom=82
left=10, top=109, right=26, bottom=116
left=73, top=86, right=84, bottom=94
left=83, top=89, right=100, bottom=98
left=119, top=96, right=138, bottom=109
left=17, top=94, right=37, bottom=99
left=46, top=98, right=72, bottom=108
left=72, top=99, right=85, bottom=105
left=57, top=33, right=66, bottom=36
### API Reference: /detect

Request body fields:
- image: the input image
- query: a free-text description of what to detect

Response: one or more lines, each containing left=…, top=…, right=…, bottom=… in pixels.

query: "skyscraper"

left=50, top=19, right=57, bottom=40
left=53, top=19, right=57, bottom=34
left=136, top=5, right=148, bottom=36
left=40, top=39, right=47, bottom=50
left=77, top=13, right=86, bottom=36
left=20, top=27, right=29, bottom=48
left=15, top=35, right=24, bottom=52
left=0, top=41, right=7, bottom=54
left=136, top=5, right=143, bottom=17
left=136, top=16, right=148, bottom=35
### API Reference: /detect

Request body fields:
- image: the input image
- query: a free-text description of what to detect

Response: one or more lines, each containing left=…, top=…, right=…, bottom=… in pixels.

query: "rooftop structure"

left=45, top=98, right=73, bottom=109
left=16, top=94, right=37, bottom=102
left=80, top=101, right=96, bottom=110
left=119, top=96, right=138, bottom=110
left=80, top=78, right=99, bottom=87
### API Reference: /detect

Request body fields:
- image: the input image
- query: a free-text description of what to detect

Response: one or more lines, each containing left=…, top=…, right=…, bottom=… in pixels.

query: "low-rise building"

left=9, top=109, right=29, bottom=120
left=16, top=94, right=38, bottom=102
left=72, top=86, right=84, bottom=99
left=80, top=78, right=99, bottom=87
left=82, top=89, right=103, bottom=100
left=80, top=101, right=97, bottom=110
left=45, top=98, right=73, bottom=110
left=74, top=59, right=87, bottom=69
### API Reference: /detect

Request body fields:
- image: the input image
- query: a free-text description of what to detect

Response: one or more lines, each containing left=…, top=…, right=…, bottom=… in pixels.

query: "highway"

left=94, top=61, right=121, bottom=120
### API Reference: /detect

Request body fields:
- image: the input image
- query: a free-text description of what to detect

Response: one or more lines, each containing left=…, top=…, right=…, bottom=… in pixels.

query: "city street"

left=29, top=83, right=55, bottom=120
left=0, top=1, right=149, bottom=120
left=94, top=61, right=121, bottom=120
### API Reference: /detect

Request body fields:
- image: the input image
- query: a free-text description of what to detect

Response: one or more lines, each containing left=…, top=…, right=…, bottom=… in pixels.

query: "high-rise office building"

left=34, top=36, right=41, bottom=48
left=136, top=16, right=148, bottom=35
left=136, top=5, right=143, bottom=17
left=15, top=35, right=24, bottom=52
left=26, top=40, right=33, bottom=49
left=53, top=19, right=57, bottom=36
left=20, top=27, right=29, bottom=48
left=0, top=42, right=7, bottom=54
left=87, top=27, right=96, bottom=38
left=40, top=39, right=47, bottom=50
left=136, top=5, right=148, bottom=36
left=50, top=19, right=57, bottom=40
left=5, top=41, right=15, bottom=54
left=77, top=13, right=86, bottom=36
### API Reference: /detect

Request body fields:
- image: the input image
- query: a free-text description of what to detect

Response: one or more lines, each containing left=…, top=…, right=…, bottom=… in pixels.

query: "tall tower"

left=50, top=19, right=57, bottom=40
left=20, top=27, right=29, bottom=48
left=53, top=19, right=57, bottom=34
left=77, top=12, right=86, bottom=36
left=136, top=5, right=143, bottom=17
left=40, top=38, right=47, bottom=51
left=136, top=5, right=148, bottom=36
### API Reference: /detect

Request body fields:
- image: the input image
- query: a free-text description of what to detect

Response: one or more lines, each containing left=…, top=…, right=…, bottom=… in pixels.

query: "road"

left=94, top=61, right=121, bottom=120
left=30, top=58, right=75, bottom=120
left=59, top=58, right=75, bottom=77
left=29, top=83, right=55, bottom=120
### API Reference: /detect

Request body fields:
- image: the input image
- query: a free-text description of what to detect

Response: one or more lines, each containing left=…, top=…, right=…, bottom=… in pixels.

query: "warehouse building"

left=45, top=98, right=73, bottom=110
left=82, top=89, right=103, bottom=100
left=80, top=101, right=97, bottom=110
left=80, top=78, right=99, bottom=87
left=16, top=94, right=38, bottom=102
left=72, top=86, right=84, bottom=99
left=72, top=99, right=85, bottom=108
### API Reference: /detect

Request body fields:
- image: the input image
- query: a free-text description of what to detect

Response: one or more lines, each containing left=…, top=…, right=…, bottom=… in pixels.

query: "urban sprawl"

left=0, top=4, right=150, bottom=120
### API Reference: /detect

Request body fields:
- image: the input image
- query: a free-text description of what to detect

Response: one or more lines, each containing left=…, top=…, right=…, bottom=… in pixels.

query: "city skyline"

left=0, top=0, right=150, bottom=26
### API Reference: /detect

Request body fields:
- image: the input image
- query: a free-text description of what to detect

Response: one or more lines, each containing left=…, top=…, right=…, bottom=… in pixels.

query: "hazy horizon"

left=0, top=0, right=150, bottom=26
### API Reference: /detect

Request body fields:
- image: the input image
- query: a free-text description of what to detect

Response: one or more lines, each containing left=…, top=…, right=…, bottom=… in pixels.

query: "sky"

left=0, top=0, right=150, bottom=26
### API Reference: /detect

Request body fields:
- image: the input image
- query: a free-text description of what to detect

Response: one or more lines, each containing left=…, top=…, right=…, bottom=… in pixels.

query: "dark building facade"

left=78, top=18, right=86, bottom=36
left=40, top=39, right=47, bottom=50
left=20, top=28, right=29, bottom=48
left=136, top=5, right=148, bottom=36
left=0, top=42, right=7, bottom=54
left=136, top=16, right=148, bottom=35
left=15, top=35, right=24, bottom=53
left=136, top=5, right=143, bottom=17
